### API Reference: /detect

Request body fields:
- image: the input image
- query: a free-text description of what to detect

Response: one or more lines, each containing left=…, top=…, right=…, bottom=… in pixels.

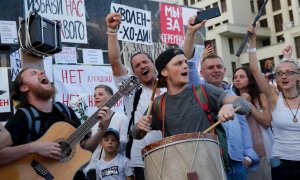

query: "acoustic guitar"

left=0, top=76, right=140, bottom=180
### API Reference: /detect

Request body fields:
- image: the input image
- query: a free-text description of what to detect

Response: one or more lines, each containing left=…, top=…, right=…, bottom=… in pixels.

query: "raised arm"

left=106, top=12, right=128, bottom=76
left=247, top=25, right=278, bottom=109
left=182, top=16, right=207, bottom=59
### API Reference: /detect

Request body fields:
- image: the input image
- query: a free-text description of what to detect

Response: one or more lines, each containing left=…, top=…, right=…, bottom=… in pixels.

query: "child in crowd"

left=96, top=128, right=133, bottom=180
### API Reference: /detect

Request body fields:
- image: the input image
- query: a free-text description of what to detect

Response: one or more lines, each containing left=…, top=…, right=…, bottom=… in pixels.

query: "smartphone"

left=195, top=7, right=221, bottom=24
left=204, top=40, right=212, bottom=48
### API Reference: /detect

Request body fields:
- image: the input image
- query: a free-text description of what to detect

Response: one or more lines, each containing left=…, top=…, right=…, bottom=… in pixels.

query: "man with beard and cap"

left=3, top=68, right=111, bottom=174
left=105, top=12, right=206, bottom=179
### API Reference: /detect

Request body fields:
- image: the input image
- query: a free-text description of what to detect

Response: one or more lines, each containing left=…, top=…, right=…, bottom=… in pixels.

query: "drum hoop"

left=142, top=132, right=218, bottom=156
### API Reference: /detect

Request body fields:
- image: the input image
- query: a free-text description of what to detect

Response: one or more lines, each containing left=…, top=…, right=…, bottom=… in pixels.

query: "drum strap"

left=153, top=93, right=166, bottom=137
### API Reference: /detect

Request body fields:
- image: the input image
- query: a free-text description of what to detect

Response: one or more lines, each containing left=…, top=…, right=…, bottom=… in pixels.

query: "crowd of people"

left=0, top=12, right=300, bottom=180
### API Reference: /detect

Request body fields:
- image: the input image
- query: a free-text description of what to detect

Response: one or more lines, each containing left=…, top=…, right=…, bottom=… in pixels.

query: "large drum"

left=142, top=133, right=226, bottom=180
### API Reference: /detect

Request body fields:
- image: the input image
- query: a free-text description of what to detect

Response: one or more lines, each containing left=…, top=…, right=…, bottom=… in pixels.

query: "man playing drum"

left=134, top=47, right=252, bottom=138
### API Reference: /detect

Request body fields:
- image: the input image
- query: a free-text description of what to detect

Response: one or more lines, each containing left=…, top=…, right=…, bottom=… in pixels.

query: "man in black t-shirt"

left=2, top=67, right=111, bottom=167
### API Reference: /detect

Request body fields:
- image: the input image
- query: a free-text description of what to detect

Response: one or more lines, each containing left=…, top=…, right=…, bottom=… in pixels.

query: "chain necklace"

left=283, top=92, right=300, bottom=99
left=283, top=96, right=300, bottom=123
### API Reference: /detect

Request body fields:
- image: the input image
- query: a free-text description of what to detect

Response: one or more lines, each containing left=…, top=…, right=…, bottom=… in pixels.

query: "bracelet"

left=247, top=48, right=256, bottom=53
left=106, top=31, right=117, bottom=36
left=107, top=26, right=119, bottom=33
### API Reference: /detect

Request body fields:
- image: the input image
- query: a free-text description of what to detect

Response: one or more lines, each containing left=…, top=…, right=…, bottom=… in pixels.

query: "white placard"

left=53, top=64, right=124, bottom=117
left=182, top=7, right=199, bottom=26
left=0, top=67, right=11, bottom=113
left=24, top=0, right=87, bottom=44
left=10, top=49, right=22, bottom=81
left=111, top=3, right=152, bottom=45
left=0, top=21, right=18, bottom=44
left=82, top=49, right=103, bottom=65
left=55, top=47, right=77, bottom=64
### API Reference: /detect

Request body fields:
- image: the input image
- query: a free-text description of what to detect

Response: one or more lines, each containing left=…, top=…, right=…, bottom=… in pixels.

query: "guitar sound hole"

left=55, top=139, right=75, bottom=162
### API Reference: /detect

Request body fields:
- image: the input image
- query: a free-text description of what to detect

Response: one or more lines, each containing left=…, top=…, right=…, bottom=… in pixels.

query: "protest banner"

left=111, top=2, right=152, bottom=45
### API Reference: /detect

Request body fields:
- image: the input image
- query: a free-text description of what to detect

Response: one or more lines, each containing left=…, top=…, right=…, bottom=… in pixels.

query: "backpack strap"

left=192, top=84, right=215, bottom=134
left=19, top=107, right=41, bottom=141
left=153, top=93, right=166, bottom=137
left=53, top=102, right=71, bottom=120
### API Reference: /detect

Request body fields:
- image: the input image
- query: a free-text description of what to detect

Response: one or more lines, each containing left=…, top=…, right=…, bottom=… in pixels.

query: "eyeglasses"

left=274, top=71, right=299, bottom=77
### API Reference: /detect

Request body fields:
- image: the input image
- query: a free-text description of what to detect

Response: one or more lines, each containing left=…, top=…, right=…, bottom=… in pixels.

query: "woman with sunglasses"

left=247, top=25, right=300, bottom=180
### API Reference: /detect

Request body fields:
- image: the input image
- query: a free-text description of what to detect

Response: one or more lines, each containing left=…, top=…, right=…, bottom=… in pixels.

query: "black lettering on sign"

left=26, top=0, right=64, bottom=15
left=61, top=20, right=85, bottom=40
left=120, top=26, right=151, bottom=43
left=113, top=6, right=150, bottom=27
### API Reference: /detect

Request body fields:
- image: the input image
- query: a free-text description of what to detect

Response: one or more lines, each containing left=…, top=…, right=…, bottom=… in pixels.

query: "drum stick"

left=146, top=78, right=159, bottom=116
left=203, top=106, right=241, bottom=133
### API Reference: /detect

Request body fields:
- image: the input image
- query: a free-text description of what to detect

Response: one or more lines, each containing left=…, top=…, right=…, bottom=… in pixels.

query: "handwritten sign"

left=0, top=68, right=11, bottom=113
left=82, top=48, right=103, bottom=65
left=0, top=21, right=18, bottom=44
left=160, top=3, right=184, bottom=45
left=53, top=64, right=124, bottom=116
left=24, top=0, right=87, bottom=44
left=122, top=42, right=166, bottom=68
left=111, top=3, right=152, bottom=45
left=10, top=49, right=22, bottom=81
left=55, top=47, right=77, bottom=64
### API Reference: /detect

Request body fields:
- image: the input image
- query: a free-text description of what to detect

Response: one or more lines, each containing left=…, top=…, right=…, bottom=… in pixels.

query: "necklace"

left=283, top=96, right=300, bottom=123
left=283, top=92, right=300, bottom=99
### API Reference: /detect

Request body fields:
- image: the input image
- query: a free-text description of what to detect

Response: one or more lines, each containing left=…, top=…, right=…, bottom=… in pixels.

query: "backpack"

left=153, top=84, right=230, bottom=170
left=125, top=88, right=143, bottom=159
left=19, top=102, right=72, bottom=142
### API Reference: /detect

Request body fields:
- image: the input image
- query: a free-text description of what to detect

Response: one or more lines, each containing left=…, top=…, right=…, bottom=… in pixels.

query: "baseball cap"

left=103, top=128, right=120, bottom=140
left=155, top=48, right=185, bottom=78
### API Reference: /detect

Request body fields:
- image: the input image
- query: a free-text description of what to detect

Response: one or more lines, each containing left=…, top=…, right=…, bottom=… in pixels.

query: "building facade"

left=178, top=0, right=300, bottom=82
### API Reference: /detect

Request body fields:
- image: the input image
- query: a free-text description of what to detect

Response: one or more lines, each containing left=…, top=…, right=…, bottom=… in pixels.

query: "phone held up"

left=194, top=7, right=221, bottom=24
left=204, top=40, right=212, bottom=48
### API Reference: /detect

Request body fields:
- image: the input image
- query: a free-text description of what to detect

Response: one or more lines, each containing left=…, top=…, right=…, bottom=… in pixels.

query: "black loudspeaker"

left=19, top=11, right=62, bottom=56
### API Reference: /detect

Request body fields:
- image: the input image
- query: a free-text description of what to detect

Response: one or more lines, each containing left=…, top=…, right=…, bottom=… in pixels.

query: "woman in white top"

left=248, top=25, right=300, bottom=180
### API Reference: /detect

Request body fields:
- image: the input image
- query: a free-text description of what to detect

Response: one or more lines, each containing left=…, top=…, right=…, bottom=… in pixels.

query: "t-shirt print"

left=101, top=166, right=119, bottom=177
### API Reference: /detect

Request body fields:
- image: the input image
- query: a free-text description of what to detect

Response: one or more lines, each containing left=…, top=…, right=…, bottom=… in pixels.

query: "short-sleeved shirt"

left=5, top=104, right=81, bottom=145
left=151, top=84, right=226, bottom=137
left=96, top=153, right=133, bottom=180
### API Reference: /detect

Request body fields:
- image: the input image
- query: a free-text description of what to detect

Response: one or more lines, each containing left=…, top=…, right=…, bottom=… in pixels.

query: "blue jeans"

left=226, top=159, right=248, bottom=180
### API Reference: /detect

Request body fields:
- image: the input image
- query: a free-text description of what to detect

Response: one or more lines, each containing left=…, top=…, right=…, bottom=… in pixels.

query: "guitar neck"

left=66, top=92, right=123, bottom=146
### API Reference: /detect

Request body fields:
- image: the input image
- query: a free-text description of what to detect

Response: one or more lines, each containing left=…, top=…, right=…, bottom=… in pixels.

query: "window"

left=288, top=0, right=291, bottom=6
left=231, top=62, right=236, bottom=72
left=191, top=0, right=195, bottom=5
left=260, top=19, right=268, bottom=28
left=299, top=0, right=300, bottom=7
left=274, top=14, right=283, bottom=32
left=228, top=38, right=234, bottom=54
left=221, top=0, right=227, bottom=12
left=223, top=20, right=228, bottom=24
left=272, top=0, right=281, bottom=11
left=183, top=0, right=189, bottom=5
left=276, top=35, right=284, bottom=43
left=250, top=0, right=255, bottom=13
left=205, top=5, right=210, bottom=9
left=295, top=36, right=300, bottom=58
left=262, top=38, right=271, bottom=46
left=208, top=26, right=213, bottom=30
left=289, top=10, right=294, bottom=22
left=213, top=2, right=218, bottom=8
left=215, top=23, right=220, bottom=27
left=257, top=0, right=266, bottom=15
